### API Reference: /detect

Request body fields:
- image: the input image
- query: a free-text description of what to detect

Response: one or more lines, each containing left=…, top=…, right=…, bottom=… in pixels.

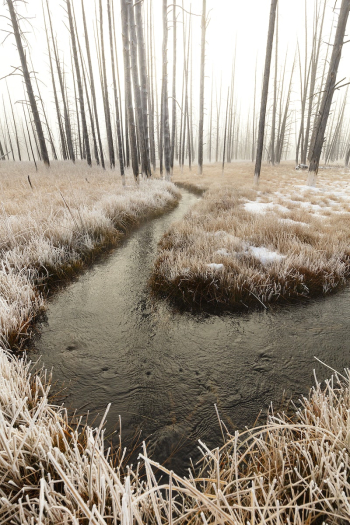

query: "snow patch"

left=243, top=201, right=289, bottom=214
left=249, top=246, right=286, bottom=265
left=207, top=263, right=224, bottom=271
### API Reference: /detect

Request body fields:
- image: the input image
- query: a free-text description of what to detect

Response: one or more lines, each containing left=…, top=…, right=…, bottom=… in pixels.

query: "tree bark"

left=6, top=0, right=50, bottom=166
left=308, top=0, right=350, bottom=184
left=121, top=0, right=139, bottom=180
left=254, top=0, right=278, bottom=183
left=162, top=0, right=171, bottom=180
left=197, top=0, right=206, bottom=174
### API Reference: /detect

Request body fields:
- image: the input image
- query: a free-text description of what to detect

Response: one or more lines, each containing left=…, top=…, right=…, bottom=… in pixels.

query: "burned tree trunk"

left=308, top=0, right=350, bottom=184
left=254, top=0, right=278, bottom=183
left=81, top=0, right=104, bottom=168
left=121, top=0, right=139, bottom=180
left=135, top=0, right=151, bottom=177
left=107, top=0, right=125, bottom=181
left=6, top=0, right=50, bottom=166
left=99, top=0, right=115, bottom=169
left=162, top=0, right=171, bottom=180
left=197, top=0, right=206, bottom=174
left=170, top=4, right=177, bottom=174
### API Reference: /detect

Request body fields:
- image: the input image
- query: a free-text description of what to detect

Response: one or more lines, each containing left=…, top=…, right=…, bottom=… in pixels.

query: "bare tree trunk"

left=121, top=0, right=139, bottom=180
left=222, top=88, right=230, bottom=175
left=197, top=0, right=206, bottom=174
left=254, top=0, right=278, bottom=183
left=170, top=4, right=177, bottom=174
left=107, top=0, right=125, bottom=182
left=135, top=0, right=151, bottom=177
left=47, top=1, right=75, bottom=162
left=7, top=0, right=50, bottom=166
left=99, top=0, right=115, bottom=169
left=270, top=7, right=278, bottom=165
left=81, top=0, right=104, bottom=168
left=308, top=0, right=350, bottom=184
left=162, top=0, right=171, bottom=180
left=67, top=0, right=91, bottom=166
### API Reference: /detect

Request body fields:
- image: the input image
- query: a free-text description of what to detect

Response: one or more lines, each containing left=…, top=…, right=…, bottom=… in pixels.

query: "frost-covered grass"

left=2, top=343, right=350, bottom=523
left=1, top=161, right=350, bottom=523
left=0, top=161, right=180, bottom=346
left=151, top=162, right=350, bottom=310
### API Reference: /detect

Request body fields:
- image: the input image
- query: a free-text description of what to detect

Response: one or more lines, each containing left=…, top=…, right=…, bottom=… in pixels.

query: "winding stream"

left=34, top=188, right=349, bottom=474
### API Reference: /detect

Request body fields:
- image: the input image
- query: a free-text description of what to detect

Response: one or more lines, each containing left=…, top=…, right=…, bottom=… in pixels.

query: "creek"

left=34, top=188, right=348, bottom=474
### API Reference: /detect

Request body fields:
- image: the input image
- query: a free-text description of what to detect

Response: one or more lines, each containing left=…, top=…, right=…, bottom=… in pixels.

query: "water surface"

left=34, top=189, right=349, bottom=474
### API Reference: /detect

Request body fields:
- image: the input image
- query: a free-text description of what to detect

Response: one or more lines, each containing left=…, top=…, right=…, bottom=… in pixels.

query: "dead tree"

left=254, top=0, right=278, bottom=183
left=308, top=0, right=350, bottom=184
left=170, top=4, right=177, bottom=173
left=6, top=0, right=50, bottom=166
left=162, top=0, right=171, bottom=180
left=99, top=0, right=115, bottom=169
left=107, top=0, right=125, bottom=181
left=121, top=0, right=139, bottom=180
left=197, top=0, right=206, bottom=174
left=135, top=0, right=151, bottom=177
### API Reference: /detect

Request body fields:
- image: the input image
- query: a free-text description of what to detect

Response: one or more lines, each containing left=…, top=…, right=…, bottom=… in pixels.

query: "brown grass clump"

left=151, top=162, right=350, bottom=310
left=0, top=161, right=180, bottom=347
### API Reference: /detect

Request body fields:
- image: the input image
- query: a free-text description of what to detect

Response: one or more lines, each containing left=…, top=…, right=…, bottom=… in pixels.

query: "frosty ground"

left=1, top=160, right=350, bottom=524
left=152, top=162, right=350, bottom=310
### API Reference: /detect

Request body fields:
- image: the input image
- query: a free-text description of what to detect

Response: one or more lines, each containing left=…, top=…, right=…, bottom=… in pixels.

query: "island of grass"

left=151, top=162, right=350, bottom=310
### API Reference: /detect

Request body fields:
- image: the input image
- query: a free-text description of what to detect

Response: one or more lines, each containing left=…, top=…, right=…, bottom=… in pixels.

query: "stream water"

left=34, top=189, right=349, bottom=475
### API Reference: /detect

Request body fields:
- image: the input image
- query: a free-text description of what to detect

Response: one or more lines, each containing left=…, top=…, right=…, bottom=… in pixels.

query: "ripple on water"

left=34, top=189, right=350, bottom=475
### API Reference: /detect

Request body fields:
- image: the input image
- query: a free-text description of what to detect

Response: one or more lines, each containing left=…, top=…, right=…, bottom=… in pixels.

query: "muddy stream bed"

left=33, top=188, right=349, bottom=475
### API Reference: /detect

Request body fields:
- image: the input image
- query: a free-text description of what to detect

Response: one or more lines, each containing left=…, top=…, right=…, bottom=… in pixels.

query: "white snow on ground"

left=207, top=263, right=225, bottom=270
left=279, top=218, right=309, bottom=227
left=249, top=246, right=286, bottom=265
left=243, top=201, right=290, bottom=214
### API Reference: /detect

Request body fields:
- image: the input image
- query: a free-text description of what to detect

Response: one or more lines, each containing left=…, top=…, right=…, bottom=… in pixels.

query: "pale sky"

left=1, top=0, right=348, bottom=156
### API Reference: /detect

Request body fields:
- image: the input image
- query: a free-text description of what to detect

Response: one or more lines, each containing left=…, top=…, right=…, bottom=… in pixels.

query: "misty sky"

left=1, top=0, right=349, bottom=151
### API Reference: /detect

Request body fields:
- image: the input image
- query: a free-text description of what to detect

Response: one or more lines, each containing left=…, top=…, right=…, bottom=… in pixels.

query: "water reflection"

left=34, top=189, right=349, bottom=474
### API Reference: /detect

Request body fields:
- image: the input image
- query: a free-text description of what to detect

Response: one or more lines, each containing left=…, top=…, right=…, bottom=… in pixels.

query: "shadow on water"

left=33, top=188, right=349, bottom=476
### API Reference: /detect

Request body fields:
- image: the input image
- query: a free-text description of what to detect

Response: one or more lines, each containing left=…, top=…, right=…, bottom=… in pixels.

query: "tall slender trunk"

left=197, top=0, right=206, bottom=174
left=222, top=88, right=230, bottom=175
left=162, top=0, right=171, bottom=180
left=121, top=0, right=139, bottom=180
left=270, top=7, right=278, bottom=165
left=107, top=0, right=125, bottom=181
left=135, top=0, right=151, bottom=177
left=81, top=0, right=104, bottom=168
left=308, top=0, right=350, bottom=183
left=7, top=0, right=50, bottom=166
left=170, top=4, right=177, bottom=173
left=254, top=0, right=278, bottom=183
left=99, top=0, right=115, bottom=168
left=67, top=0, right=91, bottom=166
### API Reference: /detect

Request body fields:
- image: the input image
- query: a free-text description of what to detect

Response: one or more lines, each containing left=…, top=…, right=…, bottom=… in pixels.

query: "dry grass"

left=151, top=162, right=350, bottom=310
left=0, top=161, right=180, bottom=347
left=1, top=161, right=350, bottom=523
left=2, top=341, right=350, bottom=523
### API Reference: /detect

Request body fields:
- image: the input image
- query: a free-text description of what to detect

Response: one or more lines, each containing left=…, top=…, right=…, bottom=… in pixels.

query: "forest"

left=1, top=0, right=350, bottom=523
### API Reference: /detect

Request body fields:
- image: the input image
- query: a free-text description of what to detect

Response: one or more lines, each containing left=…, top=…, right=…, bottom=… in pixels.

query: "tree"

left=308, top=0, right=350, bottom=185
left=197, top=0, right=207, bottom=175
left=6, top=0, right=50, bottom=166
left=254, top=0, right=278, bottom=183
